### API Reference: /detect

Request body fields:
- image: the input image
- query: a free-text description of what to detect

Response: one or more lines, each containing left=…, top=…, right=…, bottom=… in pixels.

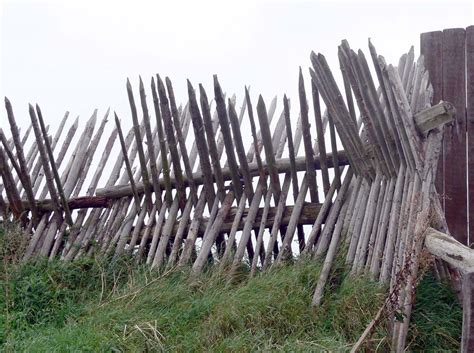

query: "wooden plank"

left=420, top=31, right=444, bottom=207
left=442, top=28, right=467, bottom=245
left=413, top=101, right=455, bottom=135
left=467, top=26, right=474, bottom=247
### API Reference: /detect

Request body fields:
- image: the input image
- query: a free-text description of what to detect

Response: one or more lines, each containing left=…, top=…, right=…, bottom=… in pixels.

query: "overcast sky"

left=2, top=0, right=473, bottom=134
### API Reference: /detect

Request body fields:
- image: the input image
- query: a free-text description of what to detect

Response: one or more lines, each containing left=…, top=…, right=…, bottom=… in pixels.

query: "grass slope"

left=0, top=224, right=462, bottom=352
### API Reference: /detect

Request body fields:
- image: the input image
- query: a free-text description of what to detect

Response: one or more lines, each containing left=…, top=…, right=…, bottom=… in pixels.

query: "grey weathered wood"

left=256, top=96, right=281, bottom=201
left=192, top=191, right=234, bottom=274
left=345, top=180, right=370, bottom=265
left=151, top=195, right=180, bottom=269
left=275, top=178, right=309, bottom=264
left=228, top=98, right=254, bottom=201
left=157, top=75, right=186, bottom=210
left=38, top=118, right=79, bottom=199
left=261, top=175, right=291, bottom=270
left=379, top=165, right=409, bottom=283
left=199, top=84, right=225, bottom=199
left=219, top=193, right=247, bottom=269
left=4, top=97, right=39, bottom=223
left=115, top=113, right=141, bottom=211
left=338, top=44, right=390, bottom=176
left=246, top=87, right=266, bottom=184
left=71, top=110, right=109, bottom=198
left=414, top=101, right=455, bottom=135
left=298, top=68, right=319, bottom=203
left=305, top=168, right=350, bottom=254
left=283, top=96, right=299, bottom=204
left=393, top=136, right=442, bottom=352
left=351, top=172, right=382, bottom=275
left=461, top=272, right=474, bottom=353
left=311, top=52, right=373, bottom=179
left=425, top=228, right=474, bottom=273
left=311, top=81, right=330, bottom=195
left=36, top=105, right=74, bottom=226
left=369, top=176, right=396, bottom=278
left=283, top=96, right=306, bottom=249
left=229, top=181, right=265, bottom=275
left=357, top=49, right=398, bottom=174
left=178, top=192, right=208, bottom=266
left=187, top=80, right=216, bottom=206
left=369, top=40, right=404, bottom=168
left=246, top=95, right=277, bottom=162
left=213, top=75, right=243, bottom=199
left=28, top=104, right=62, bottom=219
left=139, top=77, right=162, bottom=208
left=250, top=183, right=273, bottom=276
left=167, top=195, right=194, bottom=267
left=151, top=77, right=172, bottom=206
left=127, top=78, right=153, bottom=209
left=59, top=126, right=118, bottom=259
left=61, top=111, right=97, bottom=197
left=364, top=177, right=387, bottom=271
left=0, top=130, right=22, bottom=181
left=166, top=77, right=198, bottom=201
left=312, top=182, right=352, bottom=306
left=0, top=145, right=23, bottom=219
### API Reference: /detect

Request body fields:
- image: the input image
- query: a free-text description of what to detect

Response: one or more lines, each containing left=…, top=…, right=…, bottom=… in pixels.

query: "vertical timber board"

left=420, top=31, right=444, bottom=208
left=467, top=26, right=474, bottom=247
left=442, top=28, right=467, bottom=245
left=462, top=272, right=474, bottom=352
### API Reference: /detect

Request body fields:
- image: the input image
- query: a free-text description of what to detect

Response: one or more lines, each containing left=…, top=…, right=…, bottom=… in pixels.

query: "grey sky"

left=2, top=0, right=473, bottom=133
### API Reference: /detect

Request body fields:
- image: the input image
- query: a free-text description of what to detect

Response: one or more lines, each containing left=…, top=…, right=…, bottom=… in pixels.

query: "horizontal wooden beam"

left=205, top=202, right=322, bottom=234
left=424, top=227, right=474, bottom=353
left=425, top=227, right=474, bottom=273
left=96, top=150, right=350, bottom=200
left=5, top=196, right=110, bottom=213
left=414, top=101, right=455, bottom=135
left=145, top=202, right=323, bottom=238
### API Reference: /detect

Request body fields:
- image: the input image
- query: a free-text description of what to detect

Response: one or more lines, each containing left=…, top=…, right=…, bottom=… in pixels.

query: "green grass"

left=0, top=224, right=462, bottom=352
left=407, top=273, right=463, bottom=351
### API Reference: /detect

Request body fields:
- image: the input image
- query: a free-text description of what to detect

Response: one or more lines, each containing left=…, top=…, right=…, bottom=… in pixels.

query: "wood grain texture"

left=442, top=28, right=467, bottom=245
left=467, top=26, right=474, bottom=247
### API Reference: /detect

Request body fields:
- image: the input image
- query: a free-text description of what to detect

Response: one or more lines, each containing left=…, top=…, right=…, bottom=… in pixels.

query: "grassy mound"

left=0, top=224, right=462, bottom=352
